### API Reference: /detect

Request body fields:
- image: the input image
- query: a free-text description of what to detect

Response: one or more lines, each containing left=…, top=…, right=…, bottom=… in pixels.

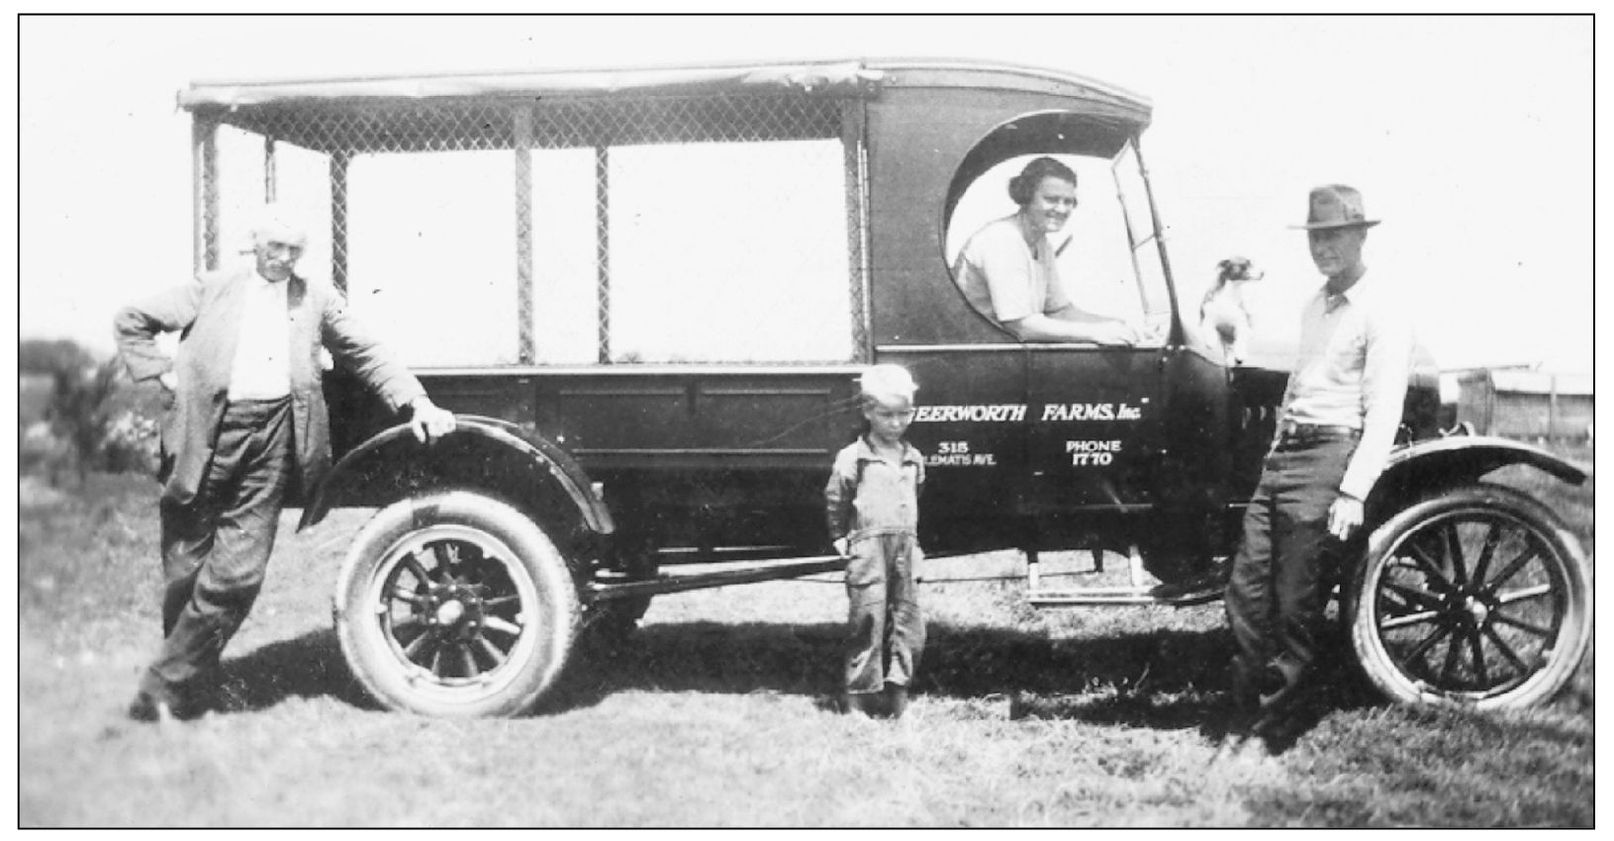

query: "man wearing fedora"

left=1224, top=184, right=1415, bottom=734
left=114, top=205, right=458, bottom=722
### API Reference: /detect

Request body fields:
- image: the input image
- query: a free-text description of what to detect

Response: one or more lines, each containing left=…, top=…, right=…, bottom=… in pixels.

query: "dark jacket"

left=114, top=267, right=424, bottom=504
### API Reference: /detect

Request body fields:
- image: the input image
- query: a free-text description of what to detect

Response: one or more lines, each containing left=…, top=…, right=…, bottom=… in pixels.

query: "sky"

left=14, top=14, right=1596, bottom=374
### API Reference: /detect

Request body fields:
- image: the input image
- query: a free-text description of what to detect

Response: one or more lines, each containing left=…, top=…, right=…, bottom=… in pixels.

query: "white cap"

left=859, top=364, right=917, bottom=402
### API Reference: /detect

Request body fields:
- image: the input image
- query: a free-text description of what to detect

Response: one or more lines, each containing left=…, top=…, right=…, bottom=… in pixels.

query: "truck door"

left=975, top=142, right=1177, bottom=517
left=865, top=95, right=1177, bottom=556
left=1023, top=346, right=1163, bottom=513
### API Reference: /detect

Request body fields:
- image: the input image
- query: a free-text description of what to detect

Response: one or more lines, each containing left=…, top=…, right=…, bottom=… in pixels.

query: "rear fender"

left=298, top=415, right=614, bottom=541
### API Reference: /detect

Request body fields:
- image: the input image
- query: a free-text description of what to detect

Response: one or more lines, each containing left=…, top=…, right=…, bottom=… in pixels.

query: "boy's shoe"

left=842, top=692, right=884, bottom=717
left=885, top=683, right=909, bottom=719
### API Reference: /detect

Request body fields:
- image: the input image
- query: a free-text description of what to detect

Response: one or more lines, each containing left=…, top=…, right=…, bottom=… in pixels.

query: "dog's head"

left=1216, top=256, right=1264, bottom=284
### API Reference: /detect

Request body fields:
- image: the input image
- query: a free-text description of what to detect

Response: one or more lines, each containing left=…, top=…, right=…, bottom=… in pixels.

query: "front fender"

left=297, top=414, right=614, bottom=536
left=1367, top=434, right=1587, bottom=518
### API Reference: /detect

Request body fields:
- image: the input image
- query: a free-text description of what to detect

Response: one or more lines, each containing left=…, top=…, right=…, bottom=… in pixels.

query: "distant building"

left=1455, top=369, right=1593, bottom=442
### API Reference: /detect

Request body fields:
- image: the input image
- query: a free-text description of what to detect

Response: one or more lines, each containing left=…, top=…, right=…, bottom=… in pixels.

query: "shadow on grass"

left=1004, top=632, right=1385, bottom=750
left=214, top=628, right=377, bottom=713
left=212, top=617, right=1382, bottom=748
left=204, top=610, right=1388, bottom=748
left=213, top=617, right=1585, bottom=759
left=542, top=618, right=1382, bottom=746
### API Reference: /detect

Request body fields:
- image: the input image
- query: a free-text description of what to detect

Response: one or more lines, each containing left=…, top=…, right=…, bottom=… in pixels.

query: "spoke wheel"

left=1348, top=483, right=1590, bottom=709
left=335, top=491, right=578, bottom=717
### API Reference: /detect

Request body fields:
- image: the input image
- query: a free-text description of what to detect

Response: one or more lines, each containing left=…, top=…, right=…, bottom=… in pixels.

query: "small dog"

left=1200, top=256, right=1264, bottom=364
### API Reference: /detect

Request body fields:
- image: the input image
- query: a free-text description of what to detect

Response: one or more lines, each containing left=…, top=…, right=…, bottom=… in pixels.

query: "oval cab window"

left=943, top=114, right=1172, bottom=346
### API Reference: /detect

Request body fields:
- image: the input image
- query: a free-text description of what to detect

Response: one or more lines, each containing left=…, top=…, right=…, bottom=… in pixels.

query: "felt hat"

left=1292, top=184, right=1380, bottom=230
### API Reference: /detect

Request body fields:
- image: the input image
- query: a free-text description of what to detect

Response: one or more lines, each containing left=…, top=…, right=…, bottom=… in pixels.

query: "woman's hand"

left=1090, top=320, right=1142, bottom=347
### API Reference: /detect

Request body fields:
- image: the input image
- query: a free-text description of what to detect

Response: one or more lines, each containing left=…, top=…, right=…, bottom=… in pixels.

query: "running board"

left=588, top=555, right=846, bottom=602
left=1025, top=544, right=1225, bottom=608
left=1026, top=584, right=1225, bottom=608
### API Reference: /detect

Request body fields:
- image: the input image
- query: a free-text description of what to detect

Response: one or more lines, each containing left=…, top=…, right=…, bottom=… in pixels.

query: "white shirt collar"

left=1319, top=268, right=1374, bottom=311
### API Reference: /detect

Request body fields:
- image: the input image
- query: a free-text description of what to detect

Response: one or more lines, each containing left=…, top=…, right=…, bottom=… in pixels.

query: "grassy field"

left=17, top=458, right=1594, bottom=827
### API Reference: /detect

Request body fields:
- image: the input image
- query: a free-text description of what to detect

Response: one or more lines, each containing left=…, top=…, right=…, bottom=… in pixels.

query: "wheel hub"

left=1442, top=586, right=1492, bottom=627
left=435, top=600, right=466, bottom=625
left=421, top=582, right=484, bottom=638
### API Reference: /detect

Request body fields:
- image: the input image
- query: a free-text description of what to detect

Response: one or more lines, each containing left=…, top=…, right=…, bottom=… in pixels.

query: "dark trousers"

left=844, top=532, right=925, bottom=695
left=1224, top=433, right=1356, bottom=695
left=141, top=397, right=294, bottom=701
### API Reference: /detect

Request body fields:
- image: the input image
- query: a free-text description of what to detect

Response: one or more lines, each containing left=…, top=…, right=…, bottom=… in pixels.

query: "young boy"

left=824, top=364, right=925, bottom=718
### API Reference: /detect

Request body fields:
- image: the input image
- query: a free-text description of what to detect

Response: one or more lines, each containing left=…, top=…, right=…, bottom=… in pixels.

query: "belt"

left=1274, top=421, right=1360, bottom=448
left=222, top=394, right=292, bottom=422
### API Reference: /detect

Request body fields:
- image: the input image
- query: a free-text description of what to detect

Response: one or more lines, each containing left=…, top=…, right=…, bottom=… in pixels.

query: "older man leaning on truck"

left=114, top=206, right=458, bottom=723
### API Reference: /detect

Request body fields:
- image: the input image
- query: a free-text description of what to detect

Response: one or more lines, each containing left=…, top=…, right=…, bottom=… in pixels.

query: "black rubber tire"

left=1347, top=483, right=1591, bottom=710
left=334, top=490, right=579, bottom=718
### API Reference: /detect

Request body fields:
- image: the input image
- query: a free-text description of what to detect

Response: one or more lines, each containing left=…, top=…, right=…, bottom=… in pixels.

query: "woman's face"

left=1021, top=175, right=1078, bottom=234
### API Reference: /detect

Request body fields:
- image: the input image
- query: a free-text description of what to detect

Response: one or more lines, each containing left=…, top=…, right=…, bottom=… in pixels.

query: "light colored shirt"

left=824, top=436, right=926, bottom=541
left=1281, top=271, right=1415, bottom=500
left=227, top=272, right=292, bottom=400
left=952, top=214, right=1074, bottom=324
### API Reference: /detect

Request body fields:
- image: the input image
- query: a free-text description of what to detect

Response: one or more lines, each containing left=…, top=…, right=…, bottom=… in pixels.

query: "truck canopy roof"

left=180, top=57, right=1151, bottom=122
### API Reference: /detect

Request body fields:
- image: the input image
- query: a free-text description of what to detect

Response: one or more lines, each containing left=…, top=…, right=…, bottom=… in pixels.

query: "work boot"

left=1228, top=659, right=1261, bottom=712
left=126, top=689, right=178, bottom=724
left=1229, top=659, right=1286, bottom=725
left=1254, top=664, right=1287, bottom=698
left=885, top=683, right=910, bottom=719
left=1256, top=660, right=1302, bottom=713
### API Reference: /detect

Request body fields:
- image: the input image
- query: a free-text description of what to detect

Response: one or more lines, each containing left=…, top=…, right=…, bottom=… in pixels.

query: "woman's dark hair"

left=1007, top=156, right=1078, bottom=206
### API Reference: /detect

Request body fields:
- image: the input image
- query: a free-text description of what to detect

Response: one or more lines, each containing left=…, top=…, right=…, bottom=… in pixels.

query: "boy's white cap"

left=860, top=364, right=917, bottom=401
left=250, top=204, right=308, bottom=247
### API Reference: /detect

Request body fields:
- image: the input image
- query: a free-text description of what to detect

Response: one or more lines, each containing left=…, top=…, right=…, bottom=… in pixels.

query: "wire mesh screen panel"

left=211, top=124, right=273, bottom=268
left=202, top=127, right=333, bottom=285
left=607, top=139, right=852, bottom=363
left=529, top=148, right=602, bottom=364
left=344, top=151, right=520, bottom=366
left=266, top=141, right=334, bottom=289
left=202, top=93, right=866, bottom=366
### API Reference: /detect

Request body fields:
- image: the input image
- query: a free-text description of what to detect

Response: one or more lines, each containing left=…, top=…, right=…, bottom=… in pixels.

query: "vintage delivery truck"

left=176, top=58, right=1591, bottom=718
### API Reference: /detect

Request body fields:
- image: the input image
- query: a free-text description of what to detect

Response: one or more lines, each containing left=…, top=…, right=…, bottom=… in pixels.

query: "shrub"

left=19, top=337, right=97, bottom=376
left=101, top=410, right=161, bottom=475
left=22, top=356, right=160, bottom=485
